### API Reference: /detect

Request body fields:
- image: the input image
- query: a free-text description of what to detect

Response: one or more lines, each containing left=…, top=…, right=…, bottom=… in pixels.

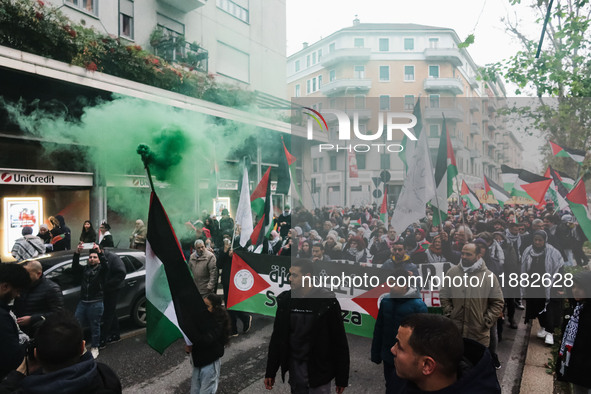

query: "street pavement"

left=97, top=308, right=528, bottom=393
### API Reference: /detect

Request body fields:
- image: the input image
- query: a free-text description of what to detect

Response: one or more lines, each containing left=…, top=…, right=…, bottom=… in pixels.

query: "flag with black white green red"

left=546, top=166, right=569, bottom=210
left=400, top=97, right=423, bottom=171
left=250, top=171, right=273, bottom=252
left=554, top=168, right=576, bottom=190
left=566, top=179, right=591, bottom=241
left=484, top=175, right=510, bottom=207
left=276, top=137, right=296, bottom=195
left=549, top=141, right=586, bottom=164
left=460, top=180, right=481, bottom=210
left=146, top=192, right=214, bottom=354
left=501, top=165, right=521, bottom=192
left=511, top=170, right=552, bottom=203
left=235, top=166, right=254, bottom=247
left=250, top=166, right=271, bottom=218
left=431, top=116, right=458, bottom=226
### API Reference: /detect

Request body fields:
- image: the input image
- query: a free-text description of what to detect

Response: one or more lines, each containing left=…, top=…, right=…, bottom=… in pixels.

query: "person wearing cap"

left=11, top=226, right=45, bottom=262
left=556, top=271, right=591, bottom=393
left=36, top=224, right=51, bottom=245
left=521, top=230, right=565, bottom=345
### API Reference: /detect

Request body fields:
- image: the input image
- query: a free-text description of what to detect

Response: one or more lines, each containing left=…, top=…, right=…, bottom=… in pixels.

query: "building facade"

left=287, top=20, right=522, bottom=207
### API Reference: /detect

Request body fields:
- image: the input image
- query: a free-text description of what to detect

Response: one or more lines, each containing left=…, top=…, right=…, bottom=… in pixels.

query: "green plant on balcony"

left=149, top=27, right=208, bottom=72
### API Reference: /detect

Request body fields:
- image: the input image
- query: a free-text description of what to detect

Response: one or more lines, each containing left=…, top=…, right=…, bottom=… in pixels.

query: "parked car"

left=22, top=248, right=147, bottom=327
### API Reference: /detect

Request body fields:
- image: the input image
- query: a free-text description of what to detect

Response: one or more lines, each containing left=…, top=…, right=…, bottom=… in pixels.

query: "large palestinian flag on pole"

left=511, top=169, right=552, bottom=203
left=484, top=175, right=510, bottom=207
left=146, top=192, right=214, bottom=354
left=566, top=180, right=591, bottom=242
left=549, top=141, right=586, bottom=164
left=460, top=180, right=481, bottom=210
left=250, top=166, right=271, bottom=218
left=250, top=172, right=273, bottom=252
left=431, top=116, right=458, bottom=226
left=546, top=166, right=569, bottom=210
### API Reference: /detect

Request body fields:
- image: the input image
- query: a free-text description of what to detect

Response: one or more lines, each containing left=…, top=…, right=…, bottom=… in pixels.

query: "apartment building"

left=287, top=19, right=522, bottom=207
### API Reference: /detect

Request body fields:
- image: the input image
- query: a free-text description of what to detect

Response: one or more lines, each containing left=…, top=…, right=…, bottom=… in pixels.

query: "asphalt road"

left=96, top=308, right=528, bottom=393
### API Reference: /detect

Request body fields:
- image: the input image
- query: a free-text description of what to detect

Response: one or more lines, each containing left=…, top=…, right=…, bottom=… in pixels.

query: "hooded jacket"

left=401, top=338, right=501, bottom=394
left=371, top=288, right=428, bottom=366
left=0, top=352, right=122, bottom=394
left=13, top=276, right=64, bottom=336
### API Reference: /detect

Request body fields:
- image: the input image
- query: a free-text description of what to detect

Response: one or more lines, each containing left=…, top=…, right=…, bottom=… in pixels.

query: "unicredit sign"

left=0, top=169, right=93, bottom=187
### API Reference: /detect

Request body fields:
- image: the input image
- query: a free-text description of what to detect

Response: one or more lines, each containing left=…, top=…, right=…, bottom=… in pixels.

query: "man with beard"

left=0, top=264, right=31, bottom=380
left=440, top=243, right=504, bottom=349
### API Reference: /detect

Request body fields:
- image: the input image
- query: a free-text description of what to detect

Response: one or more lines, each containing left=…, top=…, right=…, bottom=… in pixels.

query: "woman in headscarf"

left=343, top=236, right=369, bottom=264
left=521, top=230, right=564, bottom=346
left=129, top=219, right=146, bottom=251
left=323, top=233, right=343, bottom=260
left=98, top=222, right=114, bottom=248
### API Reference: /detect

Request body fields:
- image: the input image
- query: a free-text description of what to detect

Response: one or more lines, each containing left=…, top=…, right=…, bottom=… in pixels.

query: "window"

left=120, top=12, right=133, bottom=39
left=312, top=78, right=317, bottom=92
left=429, top=37, right=439, bottom=48
left=155, top=15, right=185, bottom=63
left=319, top=158, right=324, bottom=171
left=355, top=95, right=366, bottom=109
left=295, top=60, right=300, bottom=72
left=329, top=69, right=336, bottom=82
left=307, top=55, right=311, bottom=67
left=429, top=65, right=440, bottom=78
left=354, top=38, right=364, bottom=48
left=430, top=94, right=440, bottom=108
left=354, top=65, right=365, bottom=79
left=312, top=52, right=317, bottom=64
left=404, top=38, right=414, bottom=50
left=217, top=41, right=249, bottom=83
left=380, top=95, right=390, bottom=110
left=379, top=66, right=390, bottom=81
left=380, top=154, right=391, bottom=170
left=404, top=65, right=414, bottom=81
left=379, top=38, right=389, bottom=51
left=330, top=155, right=337, bottom=171
left=295, top=84, right=300, bottom=97
left=318, top=75, right=322, bottom=88
left=306, top=80, right=311, bottom=94
left=216, top=0, right=249, bottom=23
left=313, top=159, right=318, bottom=172
left=356, top=153, right=366, bottom=170
left=318, top=49, right=322, bottom=60
left=404, top=95, right=415, bottom=110
left=329, top=43, right=335, bottom=52
left=429, top=124, right=440, bottom=137
left=66, top=0, right=97, bottom=15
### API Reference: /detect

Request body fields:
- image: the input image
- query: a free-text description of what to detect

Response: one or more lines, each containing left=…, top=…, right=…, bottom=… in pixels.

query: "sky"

left=286, top=0, right=543, bottom=171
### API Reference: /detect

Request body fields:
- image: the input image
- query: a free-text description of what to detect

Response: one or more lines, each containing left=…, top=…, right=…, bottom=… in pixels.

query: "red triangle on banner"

left=351, top=283, right=390, bottom=319
left=227, top=253, right=271, bottom=309
left=567, top=180, right=588, bottom=206
left=521, top=179, right=552, bottom=203
left=549, top=141, right=563, bottom=155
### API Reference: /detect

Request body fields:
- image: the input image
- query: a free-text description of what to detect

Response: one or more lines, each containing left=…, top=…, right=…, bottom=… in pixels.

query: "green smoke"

left=1, top=94, right=261, bottom=237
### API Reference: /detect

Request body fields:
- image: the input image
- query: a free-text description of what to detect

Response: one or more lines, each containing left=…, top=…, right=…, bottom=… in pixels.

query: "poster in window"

left=3, top=197, right=43, bottom=258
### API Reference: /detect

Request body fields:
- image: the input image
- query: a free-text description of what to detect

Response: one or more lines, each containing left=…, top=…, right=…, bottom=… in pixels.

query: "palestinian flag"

left=549, top=141, right=586, bottom=164
left=251, top=166, right=271, bottom=218
left=431, top=116, right=458, bottom=226
left=250, top=172, right=273, bottom=251
left=276, top=137, right=295, bottom=195
left=400, top=97, right=423, bottom=171
left=566, top=180, right=591, bottom=241
left=546, top=166, right=569, bottom=210
left=50, top=233, right=65, bottom=245
left=511, top=170, right=552, bottom=203
left=461, top=180, right=481, bottom=210
left=555, top=168, right=576, bottom=190
left=146, top=192, right=213, bottom=354
left=484, top=175, right=510, bottom=207
left=501, top=165, right=521, bottom=192
left=380, top=186, right=388, bottom=223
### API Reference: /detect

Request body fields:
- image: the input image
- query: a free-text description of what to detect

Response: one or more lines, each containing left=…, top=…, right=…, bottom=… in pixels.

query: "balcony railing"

left=423, top=77, right=464, bottom=95
left=157, top=0, right=206, bottom=12
left=321, top=47, right=371, bottom=67
left=423, top=48, right=463, bottom=67
left=153, top=39, right=208, bottom=73
left=319, top=78, right=372, bottom=96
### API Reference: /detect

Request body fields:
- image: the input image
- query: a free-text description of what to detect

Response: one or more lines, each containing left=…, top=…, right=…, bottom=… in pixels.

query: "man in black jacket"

left=13, top=260, right=64, bottom=337
left=264, top=259, right=349, bottom=393
left=96, top=245, right=127, bottom=348
left=0, top=264, right=31, bottom=381
left=0, top=312, right=122, bottom=394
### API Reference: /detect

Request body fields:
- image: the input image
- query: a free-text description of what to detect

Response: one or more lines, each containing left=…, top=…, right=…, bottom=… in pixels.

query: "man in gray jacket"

left=189, top=240, right=217, bottom=296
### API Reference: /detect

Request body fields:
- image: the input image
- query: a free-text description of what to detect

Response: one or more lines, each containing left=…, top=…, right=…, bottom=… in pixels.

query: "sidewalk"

left=519, top=319, right=554, bottom=394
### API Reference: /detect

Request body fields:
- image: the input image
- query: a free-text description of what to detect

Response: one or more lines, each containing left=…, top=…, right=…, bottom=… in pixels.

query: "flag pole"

left=137, top=144, right=156, bottom=194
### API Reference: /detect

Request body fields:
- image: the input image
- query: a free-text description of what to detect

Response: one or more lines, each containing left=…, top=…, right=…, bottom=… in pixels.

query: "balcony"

left=470, top=149, right=481, bottom=159
left=482, top=133, right=489, bottom=142
left=320, top=78, right=372, bottom=96
left=157, top=0, right=206, bottom=12
left=423, top=77, right=464, bottom=95
left=423, top=48, right=463, bottom=67
left=344, top=108, right=371, bottom=121
left=152, top=36, right=209, bottom=73
left=467, top=75, right=479, bottom=89
left=450, top=136, right=464, bottom=149
left=488, top=99, right=498, bottom=111
left=424, top=106, right=465, bottom=122
left=469, top=99, right=479, bottom=112
left=488, top=122, right=496, bottom=131
left=321, top=47, right=371, bottom=67
left=470, top=123, right=479, bottom=135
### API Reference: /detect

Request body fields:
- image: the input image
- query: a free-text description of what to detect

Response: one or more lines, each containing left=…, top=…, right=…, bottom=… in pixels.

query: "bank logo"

left=1, top=173, right=12, bottom=182
left=303, top=107, right=328, bottom=132
left=234, top=269, right=255, bottom=291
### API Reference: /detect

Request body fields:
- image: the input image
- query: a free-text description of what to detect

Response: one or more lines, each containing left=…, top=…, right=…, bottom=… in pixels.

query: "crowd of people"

left=1, top=199, right=590, bottom=393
